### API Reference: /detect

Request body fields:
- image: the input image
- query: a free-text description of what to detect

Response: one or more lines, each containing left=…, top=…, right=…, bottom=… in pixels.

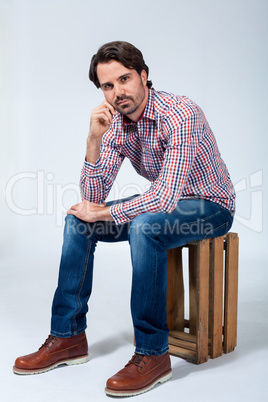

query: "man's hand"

left=86, top=100, right=115, bottom=164
left=67, top=200, right=113, bottom=222
left=89, top=100, right=115, bottom=139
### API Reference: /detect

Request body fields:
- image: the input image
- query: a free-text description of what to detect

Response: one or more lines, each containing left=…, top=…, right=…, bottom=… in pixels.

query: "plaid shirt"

left=80, top=89, right=236, bottom=225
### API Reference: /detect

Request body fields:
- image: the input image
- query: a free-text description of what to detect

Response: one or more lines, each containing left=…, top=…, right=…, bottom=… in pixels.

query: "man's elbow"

left=158, top=196, right=178, bottom=214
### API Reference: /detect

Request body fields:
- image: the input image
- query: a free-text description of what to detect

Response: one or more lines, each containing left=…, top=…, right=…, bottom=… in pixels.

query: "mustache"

left=115, top=96, right=133, bottom=104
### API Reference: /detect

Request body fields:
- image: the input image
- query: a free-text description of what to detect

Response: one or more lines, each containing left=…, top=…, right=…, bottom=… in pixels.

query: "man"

left=13, top=41, right=236, bottom=397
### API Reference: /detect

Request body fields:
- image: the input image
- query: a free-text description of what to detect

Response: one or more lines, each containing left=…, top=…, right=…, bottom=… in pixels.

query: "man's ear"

left=141, top=70, right=147, bottom=86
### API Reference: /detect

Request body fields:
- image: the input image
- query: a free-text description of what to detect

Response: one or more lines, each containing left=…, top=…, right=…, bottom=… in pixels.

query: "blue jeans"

left=51, top=197, right=234, bottom=355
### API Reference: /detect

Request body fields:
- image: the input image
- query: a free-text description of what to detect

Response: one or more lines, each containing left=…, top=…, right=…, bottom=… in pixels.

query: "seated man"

left=13, top=41, right=235, bottom=397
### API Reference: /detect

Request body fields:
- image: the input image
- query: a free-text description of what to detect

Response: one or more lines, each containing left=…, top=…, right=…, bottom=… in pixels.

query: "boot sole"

left=13, top=354, right=89, bottom=375
left=105, top=369, right=172, bottom=397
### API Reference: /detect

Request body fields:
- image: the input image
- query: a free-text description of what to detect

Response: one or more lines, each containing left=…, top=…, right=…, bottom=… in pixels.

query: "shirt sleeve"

left=110, top=109, right=202, bottom=225
left=80, top=129, right=124, bottom=204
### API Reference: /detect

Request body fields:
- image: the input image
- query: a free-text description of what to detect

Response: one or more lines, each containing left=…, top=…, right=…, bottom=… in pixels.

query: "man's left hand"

left=67, top=200, right=113, bottom=222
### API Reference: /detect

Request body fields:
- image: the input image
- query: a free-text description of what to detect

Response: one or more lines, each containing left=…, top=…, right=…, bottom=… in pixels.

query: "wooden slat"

left=169, top=344, right=196, bottom=363
left=189, top=245, right=197, bottom=335
left=224, top=233, right=239, bottom=353
left=209, top=236, right=224, bottom=358
left=169, top=330, right=196, bottom=343
left=166, top=247, right=184, bottom=331
left=168, top=337, right=197, bottom=352
left=196, top=239, right=210, bottom=364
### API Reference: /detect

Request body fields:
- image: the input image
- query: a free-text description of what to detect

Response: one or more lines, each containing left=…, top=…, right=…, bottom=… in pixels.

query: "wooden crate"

left=167, top=232, right=239, bottom=364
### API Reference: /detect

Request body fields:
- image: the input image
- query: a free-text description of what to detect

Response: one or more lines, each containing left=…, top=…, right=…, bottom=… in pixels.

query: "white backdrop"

left=0, top=1, right=267, bottom=401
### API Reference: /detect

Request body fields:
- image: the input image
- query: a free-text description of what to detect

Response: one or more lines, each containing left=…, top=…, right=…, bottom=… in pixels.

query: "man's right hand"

left=89, top=100, right=115, bottom=140
left=86, top=100, right=115, bottom=164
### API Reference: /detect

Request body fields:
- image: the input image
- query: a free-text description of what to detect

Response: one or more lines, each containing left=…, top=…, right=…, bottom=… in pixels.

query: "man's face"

left=97, top=60, right=148, bottom=122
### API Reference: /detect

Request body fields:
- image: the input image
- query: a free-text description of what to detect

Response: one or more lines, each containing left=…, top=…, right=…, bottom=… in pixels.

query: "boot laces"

left=126, top=353, right=150, bottom=370
left=39, top=335, right=59, bottom=350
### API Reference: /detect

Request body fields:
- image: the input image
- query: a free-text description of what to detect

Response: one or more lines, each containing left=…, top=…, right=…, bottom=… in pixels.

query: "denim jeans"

left=51, top=197, right=234, bottom=355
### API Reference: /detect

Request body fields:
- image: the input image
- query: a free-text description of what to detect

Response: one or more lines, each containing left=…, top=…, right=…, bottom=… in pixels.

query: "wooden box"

left=167, top=233, right=239, bottom=364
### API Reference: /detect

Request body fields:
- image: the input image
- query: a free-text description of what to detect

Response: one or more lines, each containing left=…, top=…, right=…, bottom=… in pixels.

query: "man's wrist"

left=86, top=135, right=102, bottom=164
left=87, top=132, right=103, bottom=145
left=97, top=206, right=113, bottom=222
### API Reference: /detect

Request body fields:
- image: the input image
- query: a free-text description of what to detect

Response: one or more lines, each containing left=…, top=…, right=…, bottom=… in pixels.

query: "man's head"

left=89, top=41, right=152, bottom=89
left=89, top=41, right=152, bottom=121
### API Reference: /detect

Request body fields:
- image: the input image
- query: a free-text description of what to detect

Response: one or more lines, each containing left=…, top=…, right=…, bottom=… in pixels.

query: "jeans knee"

left=64, top=215, right=91, bottom=238
left=129, top=213, right=162, bottom=243
left=65, top=214, right=78, bottom=225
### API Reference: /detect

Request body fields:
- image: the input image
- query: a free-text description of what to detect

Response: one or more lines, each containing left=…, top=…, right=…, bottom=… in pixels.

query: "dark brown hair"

left=89, top=41, right=152, bottom=89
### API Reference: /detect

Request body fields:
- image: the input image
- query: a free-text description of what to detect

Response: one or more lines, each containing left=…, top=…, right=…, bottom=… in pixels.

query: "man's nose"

left=114, top=84, right=124, bottom=97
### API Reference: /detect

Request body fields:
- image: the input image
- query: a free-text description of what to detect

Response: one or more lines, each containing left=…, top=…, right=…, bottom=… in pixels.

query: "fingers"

left=102, top=100, right=115, bottom=116
left=90, top=108, right=112, bottom=135
left=92, top=101, right=115, bottom=123
left=66, top=202, right=83, bottom=216
left=66, top=208, right=76, bottom=216
left=95, top=101, right=115, bottom=120
left=69, top=203, right=79, bottom=211
left=92, top=109, right=112, bottom=126
left=66, top=200, right=106, bottom=222
left=89, top=100, right=116, bottom=139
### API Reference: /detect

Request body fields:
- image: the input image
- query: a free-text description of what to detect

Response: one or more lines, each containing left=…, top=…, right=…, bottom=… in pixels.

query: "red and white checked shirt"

left=80, top=89, right=236, bottom=225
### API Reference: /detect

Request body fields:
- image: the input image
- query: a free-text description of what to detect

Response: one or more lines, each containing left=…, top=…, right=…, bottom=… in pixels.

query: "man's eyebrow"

left=100, top=81, right=112, bottom=88
left=100, top=72, right=133, bottom=88
left=119, top=72, right=132, bottom=79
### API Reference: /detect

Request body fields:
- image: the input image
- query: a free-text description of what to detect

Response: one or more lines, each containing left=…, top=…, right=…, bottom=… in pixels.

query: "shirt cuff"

left=110, top=203, right=131, bottom=225
left=82, top=158, right=102, bottom=178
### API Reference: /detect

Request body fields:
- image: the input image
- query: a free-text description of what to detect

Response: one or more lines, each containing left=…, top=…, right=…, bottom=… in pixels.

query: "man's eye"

left=104, top=84, right=112, bottom=89
left=121, top=76, right=129, bottom=83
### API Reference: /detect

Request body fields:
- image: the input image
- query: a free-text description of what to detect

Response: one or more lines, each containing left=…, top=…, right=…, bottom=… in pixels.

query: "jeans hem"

left=50, top=326, right=87, bottom=338
left=135, top=345, right=169, bottom=356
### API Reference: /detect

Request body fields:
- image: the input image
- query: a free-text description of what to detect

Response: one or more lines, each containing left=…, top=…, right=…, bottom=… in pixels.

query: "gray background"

left=1, top=0, right=267, bottom=401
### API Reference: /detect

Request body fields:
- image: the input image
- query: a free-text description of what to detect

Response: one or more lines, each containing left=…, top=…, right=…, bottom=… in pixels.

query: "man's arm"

left=67, top=100, right=119, bottom=222
left=86, top=100, right=115, bottom=164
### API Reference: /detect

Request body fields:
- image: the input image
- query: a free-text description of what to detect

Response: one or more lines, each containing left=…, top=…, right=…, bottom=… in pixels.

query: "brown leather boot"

left=105, top=352, right=172, bottom=397
left=13, top=332, right=89, bottom=375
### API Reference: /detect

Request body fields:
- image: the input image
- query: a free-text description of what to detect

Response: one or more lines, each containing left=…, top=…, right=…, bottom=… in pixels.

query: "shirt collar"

left=143, top=88, right=156, bottom=121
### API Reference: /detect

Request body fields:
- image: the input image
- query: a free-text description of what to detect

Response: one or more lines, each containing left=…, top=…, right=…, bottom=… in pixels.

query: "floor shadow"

left=89, top=331, right=133, bottom=359
left=170, top=351, right=239, bottom=382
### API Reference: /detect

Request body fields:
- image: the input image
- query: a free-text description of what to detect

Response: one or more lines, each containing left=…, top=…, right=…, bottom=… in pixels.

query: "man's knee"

left=64, top=214, right=90, bottom=237
left=129, top=213, right=162, bottom=239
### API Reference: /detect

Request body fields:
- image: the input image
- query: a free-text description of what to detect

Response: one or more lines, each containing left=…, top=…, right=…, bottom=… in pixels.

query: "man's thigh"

left=130, top=199, right=234, bottom=250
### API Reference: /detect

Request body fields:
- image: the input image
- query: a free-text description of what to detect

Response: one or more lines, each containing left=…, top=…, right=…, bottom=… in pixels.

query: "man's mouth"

left=116, top=97, right=132, bottom=106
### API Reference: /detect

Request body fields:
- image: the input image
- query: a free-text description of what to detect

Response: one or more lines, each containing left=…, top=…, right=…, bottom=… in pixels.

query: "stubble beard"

left=115, top=99, right=139, bottom=116
left=114, top=80, right=146, bottom=116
